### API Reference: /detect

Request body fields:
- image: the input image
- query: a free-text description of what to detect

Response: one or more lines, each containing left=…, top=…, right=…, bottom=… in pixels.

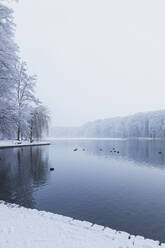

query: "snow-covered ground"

left=0, top=201, right=164, bottom=248
left=0, top=140, right=50, bottom=148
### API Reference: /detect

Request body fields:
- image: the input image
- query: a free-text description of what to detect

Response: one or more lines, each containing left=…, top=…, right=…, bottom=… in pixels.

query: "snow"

left=0, top=201, right=164, bottom=248
left=51, top=110, right=165, bottom=139
left=0, top=140, right=50, bottom=148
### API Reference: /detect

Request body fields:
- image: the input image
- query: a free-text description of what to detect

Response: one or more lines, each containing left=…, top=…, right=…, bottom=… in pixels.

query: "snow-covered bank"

left=0, top=140, right=50, bottom=149
left=0, top=202, right=164, bottom=248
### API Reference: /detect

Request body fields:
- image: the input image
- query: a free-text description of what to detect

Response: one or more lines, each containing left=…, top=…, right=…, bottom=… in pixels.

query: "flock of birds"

left=49, top=147, right=120, bottom=171
left=48, top=147, right=163, bottom=172
left=0, top=145, right=163, bottom=173
left=73, top=148, right=163, bottom=155
left=73, top=147, right=120, bottom=153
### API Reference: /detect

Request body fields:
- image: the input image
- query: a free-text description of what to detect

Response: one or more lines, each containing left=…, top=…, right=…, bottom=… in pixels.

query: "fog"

left=12, top=0, right=165, bottom=126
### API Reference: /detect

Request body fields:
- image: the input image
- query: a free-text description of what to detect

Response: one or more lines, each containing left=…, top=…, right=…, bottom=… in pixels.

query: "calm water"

left=0, top=139, right=165, bottom=242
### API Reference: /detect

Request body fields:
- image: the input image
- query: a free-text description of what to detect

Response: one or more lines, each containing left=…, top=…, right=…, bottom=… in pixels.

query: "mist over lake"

left=1, top=0, right=165, bottom=246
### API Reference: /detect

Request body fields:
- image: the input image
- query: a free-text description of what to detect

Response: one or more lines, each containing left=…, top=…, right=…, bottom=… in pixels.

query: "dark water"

left=0, top=139, right=165, bottom=242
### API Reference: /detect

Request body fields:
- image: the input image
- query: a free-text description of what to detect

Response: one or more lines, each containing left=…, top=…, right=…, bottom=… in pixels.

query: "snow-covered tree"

left=52, top=110, right=165, bottom=139
left=0, top=2, right=50, bottom=140
left=13, top=61, right=38, bottom=140
left=29, top=105, right=50, bottom=142
left=0, top=3, right=18, bottom=136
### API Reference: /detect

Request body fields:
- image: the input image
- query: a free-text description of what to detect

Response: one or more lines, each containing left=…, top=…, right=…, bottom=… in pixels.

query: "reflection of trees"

left=0, top=147, right=49, bottom=208
left=71, top=139, right=165, bottom=168
left=29, top=147, right=49, bottom=187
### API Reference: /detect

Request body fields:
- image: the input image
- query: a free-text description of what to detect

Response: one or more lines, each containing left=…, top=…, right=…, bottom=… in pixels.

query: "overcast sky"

left=11, top=0, right=165, bottom=126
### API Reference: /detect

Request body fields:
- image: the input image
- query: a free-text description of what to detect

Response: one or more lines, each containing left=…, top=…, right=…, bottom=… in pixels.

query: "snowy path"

left=0, top=140, right=50, bottom=149
left=0, top=202, right=164, bottom=248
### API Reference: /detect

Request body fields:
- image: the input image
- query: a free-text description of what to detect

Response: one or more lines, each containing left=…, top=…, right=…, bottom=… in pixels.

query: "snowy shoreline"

left=0, top=140, right=50, bottom=149
left=50, top=137, right=128, bottom=141
left=49, top=137, right=163, bottom=141
left=0, top=201, right=164, bottom=248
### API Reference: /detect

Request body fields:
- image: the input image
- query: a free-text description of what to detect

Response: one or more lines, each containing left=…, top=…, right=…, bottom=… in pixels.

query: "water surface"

left=0, top=139, right=165, bottom=242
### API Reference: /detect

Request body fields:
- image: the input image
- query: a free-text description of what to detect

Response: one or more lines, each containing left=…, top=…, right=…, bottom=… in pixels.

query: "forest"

left=52, top=110, right=165, bottom=138
left=0, top=2, right=49, bottom=141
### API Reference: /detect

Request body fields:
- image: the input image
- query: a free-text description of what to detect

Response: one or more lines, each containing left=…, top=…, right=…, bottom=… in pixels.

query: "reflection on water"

left=0, top=140, right=165, bottom=242
left=0, top=147, right=49, bottom=208
left=74, top=139, right=165, bottom=168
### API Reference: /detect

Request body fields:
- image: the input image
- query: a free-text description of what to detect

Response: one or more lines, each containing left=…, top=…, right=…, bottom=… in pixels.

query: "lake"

left=0, top=139, right=165, bottom=242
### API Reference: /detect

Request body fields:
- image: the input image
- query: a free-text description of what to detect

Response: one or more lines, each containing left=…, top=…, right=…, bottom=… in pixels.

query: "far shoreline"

left=48, top=137, right=164, bottom=141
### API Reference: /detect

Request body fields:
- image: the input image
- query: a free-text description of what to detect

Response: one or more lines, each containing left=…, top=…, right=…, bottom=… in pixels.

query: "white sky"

left=10, top=0, right=165, bottom=126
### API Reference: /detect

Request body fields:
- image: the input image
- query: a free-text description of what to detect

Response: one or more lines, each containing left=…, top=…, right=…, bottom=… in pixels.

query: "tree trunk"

left=30, top=120, right=33, bottom=143
left=17, top=127, right=21, bottom=141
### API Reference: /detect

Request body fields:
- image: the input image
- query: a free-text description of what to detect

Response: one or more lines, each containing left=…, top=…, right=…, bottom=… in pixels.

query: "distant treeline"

left=52, top=110, right=165, bottom=138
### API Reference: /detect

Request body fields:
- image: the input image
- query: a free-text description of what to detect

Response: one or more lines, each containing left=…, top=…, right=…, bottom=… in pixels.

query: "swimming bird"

left=50, top=168, right=54, bottom=171
left=73, top=148, right=78, bottom=151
